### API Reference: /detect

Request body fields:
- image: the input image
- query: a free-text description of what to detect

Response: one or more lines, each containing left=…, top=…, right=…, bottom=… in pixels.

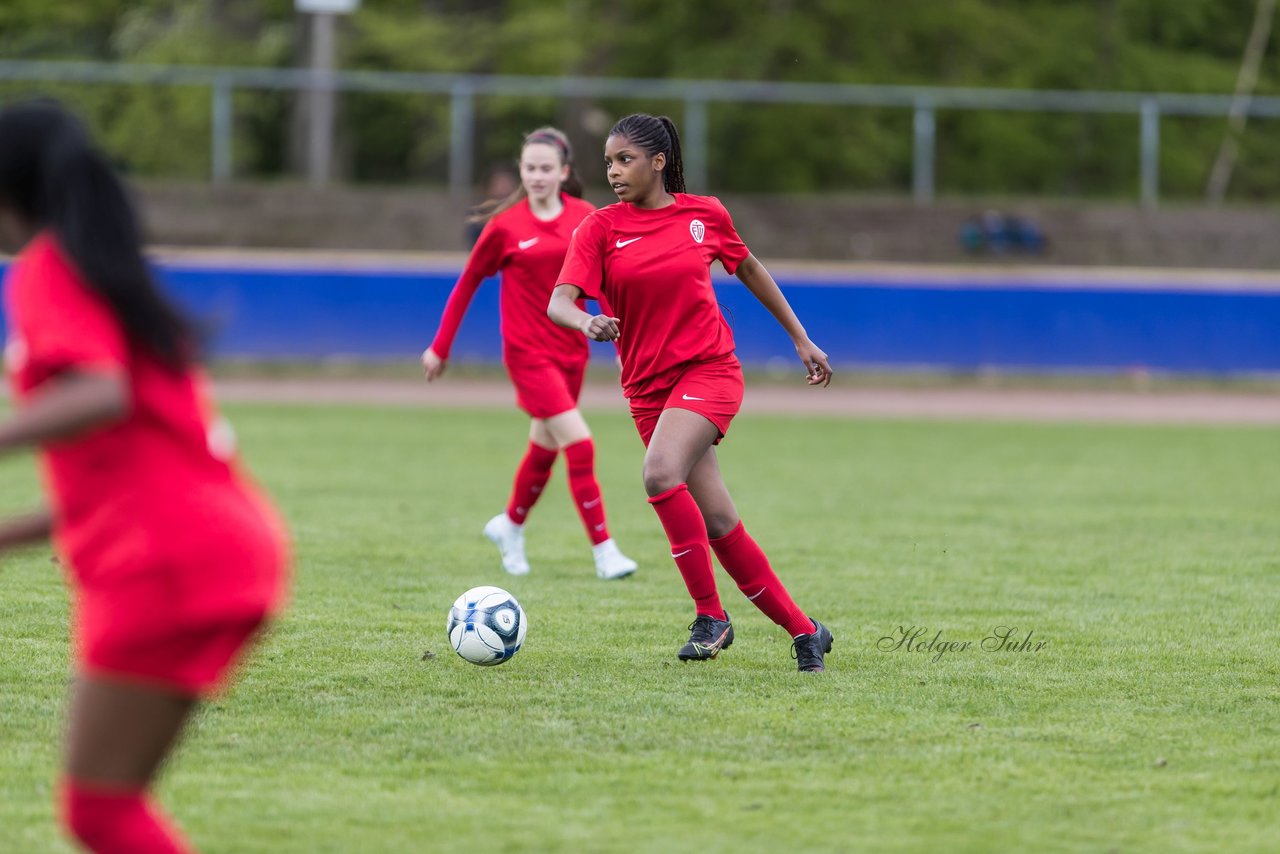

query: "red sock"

left=506, top=442, right=558, bottom=525
left=649, top=483, right=725, bottom=620
left=710, top=521, right=815, bottom=637
left=564, top=439, right=610, bottom=545
left=61, top=779, right=193, bottom=854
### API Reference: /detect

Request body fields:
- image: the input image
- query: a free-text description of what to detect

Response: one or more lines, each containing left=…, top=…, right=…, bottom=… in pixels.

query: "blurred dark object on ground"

left=961, top=210, right=1047, bottom=255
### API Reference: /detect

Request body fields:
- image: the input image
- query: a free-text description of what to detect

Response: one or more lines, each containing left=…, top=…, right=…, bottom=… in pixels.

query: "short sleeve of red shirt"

left=557, top=213, right=608, bottom=300
left=11, top=237, right=128, bottom=387
left=711, top=197, right=750, bottom=275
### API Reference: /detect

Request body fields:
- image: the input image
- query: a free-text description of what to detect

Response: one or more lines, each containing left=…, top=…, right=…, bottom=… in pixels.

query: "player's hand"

left=580, top=315, right=621, bottom=342
left=421, top=347, right=446, bottom=382
left=795, top=340, right=833, bottom=387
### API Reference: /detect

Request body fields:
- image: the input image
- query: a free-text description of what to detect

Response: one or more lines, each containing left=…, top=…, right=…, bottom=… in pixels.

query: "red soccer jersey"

left=3, top=233, right=285, bottom=608
left=431, top=194, right=595, bottom=366
left=556, top=193, right=750, bottom=398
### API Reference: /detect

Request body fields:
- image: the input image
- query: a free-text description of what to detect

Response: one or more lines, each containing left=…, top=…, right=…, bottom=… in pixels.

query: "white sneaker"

left=483, top=513, right=530, bottom=576
left=592, top=538, right=638, bottom=580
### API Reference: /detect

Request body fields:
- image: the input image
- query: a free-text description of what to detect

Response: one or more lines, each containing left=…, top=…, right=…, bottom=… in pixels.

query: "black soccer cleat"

left=791, top=619, right=834, bottom=672
left=678, top=612, right=734, bottom=661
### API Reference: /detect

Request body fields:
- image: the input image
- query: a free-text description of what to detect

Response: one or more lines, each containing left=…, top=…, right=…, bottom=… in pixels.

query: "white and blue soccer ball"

left=447, top=586, right=527, bottom=666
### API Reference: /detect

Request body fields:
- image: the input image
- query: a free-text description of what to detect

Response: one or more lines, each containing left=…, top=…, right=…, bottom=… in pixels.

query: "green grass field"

left=1, top=403, right=1277, bottom=852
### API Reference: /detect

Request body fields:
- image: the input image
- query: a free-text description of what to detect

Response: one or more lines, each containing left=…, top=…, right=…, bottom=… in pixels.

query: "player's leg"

left=486, top=360, right=566, bottom=576
left=528, top=416, right=565, bottom=449
left=539, top=411, right=601, bottom=544
left=685, top=448, right=834, bottom=673
left=686, top=447, right=814, bottom=634
left=483, top=419, right=558, bottom=576
left=61, top=676, right=198, bottom=853
left=542, top=408, right=637, bottom=580
left=510, top=419, right=559, bottom=526
left=644, top=408, right=733, bottom=659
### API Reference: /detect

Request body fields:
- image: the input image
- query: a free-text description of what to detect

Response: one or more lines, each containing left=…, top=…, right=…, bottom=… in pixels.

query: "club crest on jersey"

left=689, top=219, right=706, bottom=244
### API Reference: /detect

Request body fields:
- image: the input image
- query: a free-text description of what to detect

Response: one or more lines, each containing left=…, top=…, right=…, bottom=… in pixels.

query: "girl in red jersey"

left=422, top=127, right=637, bottom=580
left=549, top=114, right=835, bottom=672
left=0, top=101, right=288, bottom=852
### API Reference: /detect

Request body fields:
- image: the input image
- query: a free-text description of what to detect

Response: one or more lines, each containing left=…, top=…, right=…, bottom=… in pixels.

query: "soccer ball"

left=447, top=586, right=527, bottom=666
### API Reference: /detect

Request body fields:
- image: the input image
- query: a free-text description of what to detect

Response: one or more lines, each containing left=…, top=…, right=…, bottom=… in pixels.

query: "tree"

left=0, top=0, right=1275, bottom=199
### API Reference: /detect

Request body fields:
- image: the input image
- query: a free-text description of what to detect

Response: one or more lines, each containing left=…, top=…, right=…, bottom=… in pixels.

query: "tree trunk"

left=1205, top=0, right=1277, bottom=203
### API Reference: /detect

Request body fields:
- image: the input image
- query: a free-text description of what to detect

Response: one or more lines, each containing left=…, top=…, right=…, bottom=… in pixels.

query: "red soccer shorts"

left=81, top=610, right=270, bottom=697
left=505, top=357, right=587, bottom=419
left=629, top=353, right=745, bottom=447
left=71, top=495, right=289, bottom=697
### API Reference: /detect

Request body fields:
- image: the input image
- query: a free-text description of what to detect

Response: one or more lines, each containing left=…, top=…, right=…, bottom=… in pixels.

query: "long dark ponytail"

left=468, top=126, right=584, bottom=224
left=609, top=113, right=686, bottom=194
left=0, top=100, right=195, bottom=370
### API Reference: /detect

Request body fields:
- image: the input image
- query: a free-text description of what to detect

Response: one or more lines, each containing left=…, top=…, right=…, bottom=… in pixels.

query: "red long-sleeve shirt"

left=431, top=195, right=595, bottom=366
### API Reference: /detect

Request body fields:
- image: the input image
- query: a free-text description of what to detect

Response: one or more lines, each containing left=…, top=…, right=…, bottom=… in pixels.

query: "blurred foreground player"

left=549, top=113, right=834, bottom=671
left=0, top=100, right=289, bottom=853
left=422, top=127, right=637, bottom=580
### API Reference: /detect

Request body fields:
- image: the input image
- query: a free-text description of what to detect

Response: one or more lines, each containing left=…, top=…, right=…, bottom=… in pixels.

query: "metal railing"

left=4, top=59, right=1279, bottom=205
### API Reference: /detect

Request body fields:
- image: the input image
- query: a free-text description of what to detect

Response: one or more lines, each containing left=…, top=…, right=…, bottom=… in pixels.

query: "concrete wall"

left=136, top=182, right=1280, bottom=269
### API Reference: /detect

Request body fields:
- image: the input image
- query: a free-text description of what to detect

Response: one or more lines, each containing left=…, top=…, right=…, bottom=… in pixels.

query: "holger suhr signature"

left=877, top=625, right=1048, bottom=662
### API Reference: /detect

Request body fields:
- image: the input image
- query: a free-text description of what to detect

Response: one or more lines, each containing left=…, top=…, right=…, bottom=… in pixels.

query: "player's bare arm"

left=734, top=254, right=832, bottom=387
left=0, top=370, right=130, bottom=453
left=548, top=284, right=620, bottom=341
left=0, top=507, right=53, bottom=553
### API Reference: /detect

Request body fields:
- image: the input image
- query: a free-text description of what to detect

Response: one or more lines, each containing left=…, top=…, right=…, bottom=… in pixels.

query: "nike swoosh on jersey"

left=615, top=237, right=643, bottom=248
left=681, top=394, right=706, bottom=401
left=518, top=238, right=540, bottom=250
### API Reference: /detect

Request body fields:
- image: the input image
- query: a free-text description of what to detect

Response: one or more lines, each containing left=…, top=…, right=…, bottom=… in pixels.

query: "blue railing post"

left=913, top=98, right=936, bottom=204
left=1140, top=97, right=1160, bottom=207
left=449, top=82, right=475, bottom=202
left=684, top=96, right=709, bottom=191
left=211, top=76, right=233, bottom=184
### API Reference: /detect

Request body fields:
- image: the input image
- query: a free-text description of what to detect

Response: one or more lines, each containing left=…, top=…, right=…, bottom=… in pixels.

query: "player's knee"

left=642, top=456, right=683, bottom=497
left=702, top=512, right=738, bottom=540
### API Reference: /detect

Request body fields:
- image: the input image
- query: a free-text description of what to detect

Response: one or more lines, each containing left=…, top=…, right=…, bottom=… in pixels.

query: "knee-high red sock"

left=564, top=439, right=610, bottom=545
left=506, top=442, right=558, bottom=525
left=648, top=483, right=725, bottom=620
left=709, top=521, right=815, bottom=637
left=61, top=779, right=193, bottom=854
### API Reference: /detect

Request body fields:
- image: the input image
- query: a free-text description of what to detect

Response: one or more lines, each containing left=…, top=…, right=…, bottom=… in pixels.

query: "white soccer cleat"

left=483, top=513, right=530, bottom=576
left=592, top=538, right=638, bottom=580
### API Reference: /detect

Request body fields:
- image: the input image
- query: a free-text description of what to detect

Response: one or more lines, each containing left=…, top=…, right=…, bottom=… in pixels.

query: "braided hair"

left=469, top=126, right=583, bottom=224
left=609, top=114, right=686, bottom=194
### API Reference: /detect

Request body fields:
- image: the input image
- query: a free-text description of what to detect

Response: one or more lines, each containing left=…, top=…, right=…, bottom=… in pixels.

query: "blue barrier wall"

left=2, top=259, right=1279, bottom=374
